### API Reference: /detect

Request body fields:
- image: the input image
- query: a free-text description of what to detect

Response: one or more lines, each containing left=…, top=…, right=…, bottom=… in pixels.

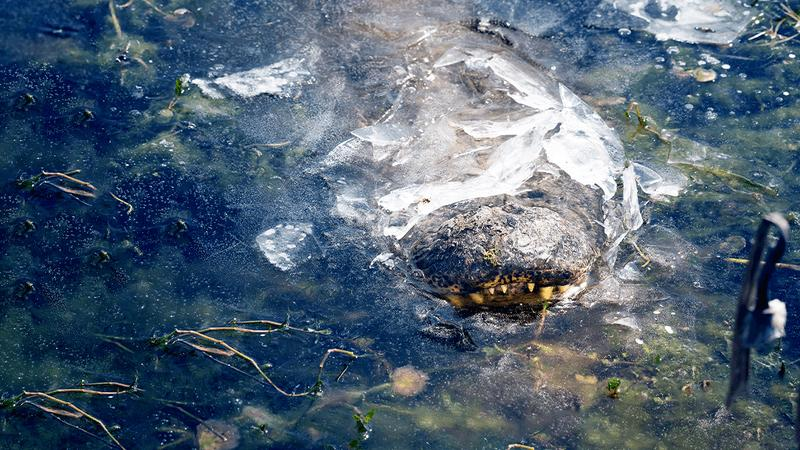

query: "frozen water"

left=194, top=56, right=314, bottom=99
left=593, top=0, right=752, bottom=44
left=668, top=138, right=711, bottom=164
left=633, top=162, right=688, bottom=199
left=351, top=124, right=413, bottom=148
left=328, top=44, right=628, bottom=240
left=617, top=260, right=645, bottom=281
left=370, top=252, right=397, bottom=269
left=608, top=316, right=641, bottom=330
left=190, top=78, right=224, bottom=99
left=601, top=164, right=643, bottom=268
left=622, top=164, right=643, bottom=231
left=255, top=223, right=314, bottom=271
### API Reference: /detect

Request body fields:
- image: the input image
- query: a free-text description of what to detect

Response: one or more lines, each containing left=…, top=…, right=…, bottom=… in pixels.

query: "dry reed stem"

left=42, top=181, right=97, bottom=198
left=724, top=257, right=800, bottom=272
left=110, top=193, right=134, bottom=214
left=232, top=319, right=331, bottom=335
left=108, top=0, right=123, bottom=39
left=172, top=328, right=356, bottom=397
left=41, top=171, right=97, bottom=190
left=21, top=391, right=126, bottom=449
left=141, top=0, right=168, bottom=16
left=174, top=329, right=305, bottom=396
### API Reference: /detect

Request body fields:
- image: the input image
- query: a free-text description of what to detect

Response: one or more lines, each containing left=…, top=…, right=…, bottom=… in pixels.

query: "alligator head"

left=404, top=173, right=606, bottom=307
left=323, top=20, right=626, bottom=308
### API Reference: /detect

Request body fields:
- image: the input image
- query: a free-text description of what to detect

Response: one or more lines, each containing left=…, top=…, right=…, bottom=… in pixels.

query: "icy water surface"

left=1, top=1, right=800, bottom=449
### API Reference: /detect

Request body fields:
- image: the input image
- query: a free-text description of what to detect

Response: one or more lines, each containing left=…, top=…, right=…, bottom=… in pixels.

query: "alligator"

left=324, top=16, right=637, bottom=308
left=405, top=173, right=606, bottom=307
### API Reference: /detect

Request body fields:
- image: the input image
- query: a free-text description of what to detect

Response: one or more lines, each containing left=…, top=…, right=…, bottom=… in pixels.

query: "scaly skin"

left=404, top=173, right=606, bottom=307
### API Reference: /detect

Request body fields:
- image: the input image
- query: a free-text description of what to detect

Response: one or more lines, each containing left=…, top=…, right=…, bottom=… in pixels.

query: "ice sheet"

left=358, top=48, right=625, bottom=239
left=255, top=223, right=314, bottom=271
left=622, top=164, right=643, bottom=231
left=194, top=56, right=314, bottom=99
left=633, top=162, right=688, bottom=198
left=323, top=33, right=640, bottom=272
left=594, top=0, right=752, bottom=44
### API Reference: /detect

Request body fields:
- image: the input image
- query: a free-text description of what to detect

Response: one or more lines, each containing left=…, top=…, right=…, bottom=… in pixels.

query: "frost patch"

left=593, top=0, right=752, bottom=45
left=255, top=223, right=314, bottom=271
left=634, top=162, right=688, bottom=199
left=357, top=47, right=626, bottom=239
left=194, top=56, right=314, bottom=99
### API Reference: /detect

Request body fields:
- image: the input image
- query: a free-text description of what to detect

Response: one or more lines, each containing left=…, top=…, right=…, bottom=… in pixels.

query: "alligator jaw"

left=440, top=279, right=588, bottom=308
left=405, top=182, right=605, bottom=308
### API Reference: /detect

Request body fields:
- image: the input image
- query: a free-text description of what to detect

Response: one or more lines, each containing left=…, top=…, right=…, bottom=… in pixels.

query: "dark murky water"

left=1, top=1, right=800, bottom=449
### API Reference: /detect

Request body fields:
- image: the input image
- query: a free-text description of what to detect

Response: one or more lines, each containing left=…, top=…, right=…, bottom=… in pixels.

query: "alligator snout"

left=406, top=189, right=604, bottom=307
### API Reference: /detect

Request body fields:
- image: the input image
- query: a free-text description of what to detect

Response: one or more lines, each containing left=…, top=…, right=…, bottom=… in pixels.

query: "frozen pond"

left=0, top=0, right=799, bottom=449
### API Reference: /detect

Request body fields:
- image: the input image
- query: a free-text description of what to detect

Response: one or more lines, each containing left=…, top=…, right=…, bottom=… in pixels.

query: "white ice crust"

left=336, top=46, right=632, bottom=240
left=255, top=223, right=314, bottom=271
left=605, top=0, right=752, bottom=44
left=194, top=56, right=314, bottom=99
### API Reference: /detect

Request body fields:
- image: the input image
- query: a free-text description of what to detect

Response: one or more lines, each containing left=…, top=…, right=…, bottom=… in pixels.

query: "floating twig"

left=110, top=193, right=134, bottom=214
left=631, top=241, right=652, bottom=268
left=231, top=318, right=332, bottom=335
left=48, top=381, right=142, bottom=396
left=159, top=324, right=355, bottom=397
left=108, top=0, right=123, bottom=39
left=41, top=171, right=97, bottom=190
left=724, top=257, right=800, bottom=272
left=140, top=0, right=169, bottom=16
left=7, top=388, right=131, bottom=449
left=44, top=410, right=119, bottom=449
left=42, top=181, right=97, bottom=198
left=176, top=339, right=269, bottom=386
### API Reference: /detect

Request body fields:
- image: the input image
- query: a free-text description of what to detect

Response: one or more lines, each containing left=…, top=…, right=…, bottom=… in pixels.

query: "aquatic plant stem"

left=19, top=391, right=126, bottom=449
left=108, top=0, right=123, bottom=39
left=140, top=0, right=169, bottom=17
left=44, top=410, right=119, bottom=449
left=231, top=318, right=332, bottom=335
left=110, top=193, right=134, bottom=214
left=1, top=381, right=139, bottom=449
left=631, top=241, right=652, bottom=267
left=41, top=171, right=97, bottom=190
left=171, top=329, right=356, bottom=397
left=724, top=257, right=800, bottom=272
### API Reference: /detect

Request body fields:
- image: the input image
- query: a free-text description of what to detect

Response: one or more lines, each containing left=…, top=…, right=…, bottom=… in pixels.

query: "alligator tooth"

left=527, top=283, right=535, bottom=292
left=538, top=286, right=554, bottom=300
left=499, top=284, right=508, bottom=294
left=446, top=295, right=464, bottom=307
left=468, top=293, right=485, bottom=304
left=557, top=285, right=571, bottom=293
left=488, top=287, right=495, bottom=295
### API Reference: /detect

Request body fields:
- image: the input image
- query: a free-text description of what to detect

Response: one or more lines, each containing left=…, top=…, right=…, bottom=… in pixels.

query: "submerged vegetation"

left=0, top=0, right=799, bottom=448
